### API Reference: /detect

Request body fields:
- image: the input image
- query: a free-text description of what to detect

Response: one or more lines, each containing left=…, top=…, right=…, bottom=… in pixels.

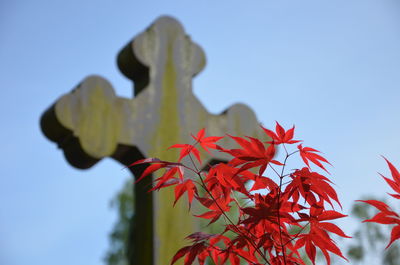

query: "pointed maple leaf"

left=169, top=143, right=202, bottom=164
left=174, top=179, right=197, bottom=207
left=150, top=168, right=182, bottom=192
left=359, top=158, right=400, bottom=248
left=250, top=175, right=278, bottom=192
left=262, top=122, right=301, bottom=145
left=285, top=167, right=341, bottom=208
left=128, top=157, right=161, bottom=167
left=220, top=135, right=276, bottom=176
left=170, top=246, right=191, bottom=265
left=129, top=158, right=184, bottom=184
left=135, top=163, right=166, bottom=183
left=380, top=157, right=400, bottom=199
left=358, top=199, right=394, bottom=214
left=298, top=144, right=331, bottom=172
left=186, top=232, right=216, bottom=242
left=293, top=202, right=349, bottom=265
left=240, top=193, right=297, bottom=227
left=194, top=195, right=231, bottom=225
left=387, top=225, right=400, bottom=249
left=171, top=243, right=207, bottom=265
left=191, top=128, right=223, bottom=154
left=359, top=199, right=400, bottom=248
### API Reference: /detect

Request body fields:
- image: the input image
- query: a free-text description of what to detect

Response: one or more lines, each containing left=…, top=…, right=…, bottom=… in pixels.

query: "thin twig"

left=276, top=152, right=290, bottom=265
left=284, top=222, right=310, bottom=246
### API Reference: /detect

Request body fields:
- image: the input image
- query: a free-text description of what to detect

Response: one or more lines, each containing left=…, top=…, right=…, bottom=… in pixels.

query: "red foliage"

left=359, top=157, right=400, bottom=249
left=131, top=123, right=350, bottom=265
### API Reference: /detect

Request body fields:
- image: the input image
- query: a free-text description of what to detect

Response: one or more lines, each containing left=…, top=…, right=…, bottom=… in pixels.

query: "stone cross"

left=40, top=16, right=266, bottom=265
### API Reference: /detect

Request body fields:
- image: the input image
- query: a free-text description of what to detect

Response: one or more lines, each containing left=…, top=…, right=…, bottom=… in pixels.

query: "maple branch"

left=270, top=148, right=298, bottom=179
left=137, top=125, right=350, bottom=265
left=269, top=165, right=282, bottom=178
left=197, top=172, right=272, bottom=265
left=277, top=153, right=290, bottom=265
left=178, top=162, right=201, bottom=175
left=231, top=191, right=245, bottom=210
left=284, top=222, right=309, bottom=246
left=283, top=144, right=289, bottom=156
left=187, top=142, right=201, bottom=173
left=280, top=180, right=292, bottom=188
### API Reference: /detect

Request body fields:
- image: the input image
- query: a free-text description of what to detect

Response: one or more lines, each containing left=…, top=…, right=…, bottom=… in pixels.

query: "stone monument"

left=40, top=16, right=266, bottom=265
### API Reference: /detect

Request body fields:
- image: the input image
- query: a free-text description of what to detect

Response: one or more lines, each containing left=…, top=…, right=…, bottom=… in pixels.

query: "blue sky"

left=2, top=0, right=400, bottom=264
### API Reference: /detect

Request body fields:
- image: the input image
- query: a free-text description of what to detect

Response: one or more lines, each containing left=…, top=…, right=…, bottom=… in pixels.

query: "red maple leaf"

left=285, top=167, right=341, bottom=208
left=295, top=203, right=349, bottom=265
left=219, top=135, right=276, bottom=176
left=381, top=156, right=400, bottom=199
left=191, top=128, right=223, bottom=154
left=169, top=143, right=202, bottom=164
left=170, top=242, right=207, bottom=265
left=129, top=158, right=184, bottom=184
left=132, top=123, right=351, bottom=265
left=262, top=122, right=301, bottom=145
left=297, top=144, right=331, bottom=172
left=174, top=179, right=197, bottom=207
left=359, top=200, right=400, bottom=248
left=359, top=158, right=400, bottom=248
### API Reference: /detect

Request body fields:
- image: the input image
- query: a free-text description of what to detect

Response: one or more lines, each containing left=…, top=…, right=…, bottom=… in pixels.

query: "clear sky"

left=1, top=0, right=400, bottom=264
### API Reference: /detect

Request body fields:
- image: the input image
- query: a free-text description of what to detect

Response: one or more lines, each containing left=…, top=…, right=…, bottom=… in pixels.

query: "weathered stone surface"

left=40, top=16, right=266, bottom=265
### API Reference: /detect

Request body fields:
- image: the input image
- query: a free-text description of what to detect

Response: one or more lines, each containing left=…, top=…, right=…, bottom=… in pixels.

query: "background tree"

left=105, top=180, right=133, bottom=265
left=347, top=198, right=400, bottom=265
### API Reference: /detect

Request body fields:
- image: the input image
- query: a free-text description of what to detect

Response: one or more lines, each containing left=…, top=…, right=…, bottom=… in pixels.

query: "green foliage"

left=347, top=198, right=400, bottom=265
left=104, top=180, right=134, bottom=265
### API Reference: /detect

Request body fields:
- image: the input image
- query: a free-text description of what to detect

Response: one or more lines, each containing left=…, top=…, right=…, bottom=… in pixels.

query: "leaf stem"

left=277, top=152, right=290, bottom=265
left=284, top=222, right=309, bottom=246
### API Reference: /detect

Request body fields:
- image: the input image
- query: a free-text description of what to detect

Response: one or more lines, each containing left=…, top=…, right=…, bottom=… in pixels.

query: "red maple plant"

left=131, top=123, right=350, bottom=265
left=359, top=158, right=400, bottom=249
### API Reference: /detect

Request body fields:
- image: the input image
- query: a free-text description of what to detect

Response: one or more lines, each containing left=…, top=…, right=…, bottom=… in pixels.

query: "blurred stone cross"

left=40, top=16, right=265, bottom=265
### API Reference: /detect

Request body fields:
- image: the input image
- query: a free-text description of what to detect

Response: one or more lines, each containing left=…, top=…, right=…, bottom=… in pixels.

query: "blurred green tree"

left=347, top=197, right=400, bottom=265
left=104, top=180, right=133, bottom=265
